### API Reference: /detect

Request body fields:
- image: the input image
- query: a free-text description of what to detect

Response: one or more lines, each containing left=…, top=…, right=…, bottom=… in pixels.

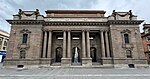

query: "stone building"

left=141, top=24, right=150, bottom=64
left=4, top=9, right=148, bottom=68
left=0, top=29, right=9, bottom=51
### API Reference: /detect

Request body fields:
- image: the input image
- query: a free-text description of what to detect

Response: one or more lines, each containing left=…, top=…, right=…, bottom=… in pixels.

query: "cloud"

left=0, top=0, right=149, bottom=33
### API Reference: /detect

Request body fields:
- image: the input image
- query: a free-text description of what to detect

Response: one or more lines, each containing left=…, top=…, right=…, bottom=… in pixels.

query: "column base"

left=82, top=58, right=92, bottom=67
left=61, top=58, right=72, bottom=67
left=39, top=58, right=52, bottom=66
left=102, top=57, right=113, bottom=64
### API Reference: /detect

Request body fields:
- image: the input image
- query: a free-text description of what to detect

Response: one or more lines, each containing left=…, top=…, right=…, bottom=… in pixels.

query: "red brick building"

left=141, top=24, right=150, bottom=64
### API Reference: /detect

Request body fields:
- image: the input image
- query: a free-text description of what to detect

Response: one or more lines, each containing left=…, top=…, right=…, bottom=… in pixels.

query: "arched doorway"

left=72, top=47, right=80, bottom=63
left=55, top=47, right=62, bottom=62
left=90, top=47, right=97, bottom=62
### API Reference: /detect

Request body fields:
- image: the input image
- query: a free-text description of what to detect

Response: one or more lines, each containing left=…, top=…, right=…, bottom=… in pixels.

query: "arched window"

left=124, top=34, right=129, bottom=44
left=126, top=50, right=132, bottom=58
left=22, top=34, right=28, bottom=43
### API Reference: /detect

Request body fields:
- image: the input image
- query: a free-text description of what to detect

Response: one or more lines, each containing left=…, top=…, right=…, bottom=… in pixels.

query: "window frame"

left=124, top=34, right=130, bottom=44
left=22, top=34, right=28, bottom=44
left=126, top=50, right=132, bottom=58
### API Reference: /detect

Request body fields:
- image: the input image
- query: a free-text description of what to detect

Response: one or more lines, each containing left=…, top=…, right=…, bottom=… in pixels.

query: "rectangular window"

left=72, top=37, right=79, bottom=40
left=0, top=38, right=2, bottom=45
left=147, top=36, right=150, bottom=41
left=22, top=34, right=28, bottom=43
left=149, top=54, right=150, bottom=59
left=147, top=44, right=150, bottom=51
left=126, top=50, right=132, bottom=58
left=89, top=37, right=94, bottom=40
left=57, top=37, right=63, bottom=40
left=124, top=34, right=129, bottom=44
left=4, top=41, right=7, bottom=46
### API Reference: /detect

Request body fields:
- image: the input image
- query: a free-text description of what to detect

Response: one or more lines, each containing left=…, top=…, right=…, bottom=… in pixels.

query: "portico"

left=41, top=27, right=111, bottom=66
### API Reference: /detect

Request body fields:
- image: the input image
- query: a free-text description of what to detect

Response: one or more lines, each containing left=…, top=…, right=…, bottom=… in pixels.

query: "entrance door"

left=72, top=47, right=80, bottom=63
left=55, top=47, right=62, bottom=62
left=90, top=47, right=97, bottom=62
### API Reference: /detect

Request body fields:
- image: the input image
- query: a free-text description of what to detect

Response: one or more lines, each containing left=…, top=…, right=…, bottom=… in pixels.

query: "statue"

left=74, top=47, right=78, bottom=63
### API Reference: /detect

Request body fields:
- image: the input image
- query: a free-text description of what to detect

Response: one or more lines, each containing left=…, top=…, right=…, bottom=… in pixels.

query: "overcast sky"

left=0, top=0, right=150, bottom=33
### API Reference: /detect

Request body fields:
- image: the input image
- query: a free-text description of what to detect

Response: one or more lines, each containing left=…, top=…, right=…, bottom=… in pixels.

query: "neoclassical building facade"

left=4, top=9, right=148, bottom=68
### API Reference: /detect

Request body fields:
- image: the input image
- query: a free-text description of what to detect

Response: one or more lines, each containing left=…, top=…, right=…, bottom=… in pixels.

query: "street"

left=0, top=63, right=150, bottom=79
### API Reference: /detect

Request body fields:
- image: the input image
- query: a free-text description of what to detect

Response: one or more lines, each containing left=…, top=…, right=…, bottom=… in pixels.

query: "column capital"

left=48, top=30, right=52, bottom=32
left=62, top=30, right=67, bottom=32
left=86, top=30, right=90, bottom=32
left=67, top=30, right=71, bottom=32
left=81, top=30, right=85, bottom=32
left=42, top=29, right=48, bottom=32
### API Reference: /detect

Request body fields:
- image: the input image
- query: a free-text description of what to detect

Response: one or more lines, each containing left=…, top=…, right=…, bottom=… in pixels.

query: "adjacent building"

left=0, top=29, right=9, bottom=51
left=4, top=9, right=148, bottom=68
left=141, top=24, right=150, bottom=64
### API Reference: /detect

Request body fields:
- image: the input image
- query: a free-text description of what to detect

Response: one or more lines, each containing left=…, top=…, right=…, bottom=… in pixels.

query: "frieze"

left=44, top=22, right=108, bottom=26
left=44, top=17, right=108, bottom=22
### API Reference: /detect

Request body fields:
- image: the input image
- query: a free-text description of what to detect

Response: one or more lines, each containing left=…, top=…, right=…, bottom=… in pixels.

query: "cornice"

left=6, top=20, right=144, bottom=26
left=6, top=20, right=44, bottom=25
left=108, top=20, right=144, bottom=25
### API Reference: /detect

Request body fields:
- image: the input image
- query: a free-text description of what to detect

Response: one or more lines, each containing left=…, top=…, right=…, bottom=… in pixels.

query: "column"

left=100, top=30, right=106, bottom=57
left=47, top=30, right=52, bottom=58
left=105, top=31, right=110, bottom=57
left=86, top=31, right=91, bottom=58
left=67, top=31, right=71, bottom=58
left=82, top=30, right=86, bottom=58
left=63, top=31, right=66, bottom=58
left=43, top=31, right=47, bottom=58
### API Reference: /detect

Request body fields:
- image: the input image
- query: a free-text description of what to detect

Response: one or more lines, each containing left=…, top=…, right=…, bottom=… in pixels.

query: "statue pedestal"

left=82, top=58, right=92, bottom=67
left=61, top=58, right=71, bottom=67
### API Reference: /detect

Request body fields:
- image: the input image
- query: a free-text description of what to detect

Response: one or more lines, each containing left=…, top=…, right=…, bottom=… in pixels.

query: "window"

left=22, top=34, right=28, bottom=43
left=89, top=37, right=94, bottom=40
left=126, top=50, right=132, bottom=58
left=0, top=38, right=2, bottom=45
left=3, top=47, right=6, bottom=50
left=72, top=37, right=80, bottom=40
left=57, top=37, right=63, bottom=40
left=124, top=34, right=129, bottom=44
left=147, top=36, right=150, bottom=41
left=4, top=41, right=7, bottom=46
left=148, top=54, right=150, bottom=59
left=148, top=44, right=150, bottom=51
left=72, top=35, right=80, bottom=40
left=20, top=50, right=26, bottom=59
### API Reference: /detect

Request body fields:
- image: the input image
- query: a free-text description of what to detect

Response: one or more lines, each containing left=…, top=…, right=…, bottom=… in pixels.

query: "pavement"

left=0, top=63, right=150, bottom=79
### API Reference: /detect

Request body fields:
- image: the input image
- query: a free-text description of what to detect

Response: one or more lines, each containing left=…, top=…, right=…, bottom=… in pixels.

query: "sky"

left=0, top=0, right=150, bottom=33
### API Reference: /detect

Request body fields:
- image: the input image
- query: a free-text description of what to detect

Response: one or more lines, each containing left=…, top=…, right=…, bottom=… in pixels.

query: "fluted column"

left=100, top=30, right=106, bottom=57
left=105, top=31, right=110, bottom=57
left=47, top=30, right=52, bottom=58
left=67, top=31, right=71, bottom=58
left=63, top=31, right=67, bottom=58
left=82, top=30, right=86, bottom=58
left=86, top=31, right=91, bottom=58
left=43, top=31, right=47, bottom=58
